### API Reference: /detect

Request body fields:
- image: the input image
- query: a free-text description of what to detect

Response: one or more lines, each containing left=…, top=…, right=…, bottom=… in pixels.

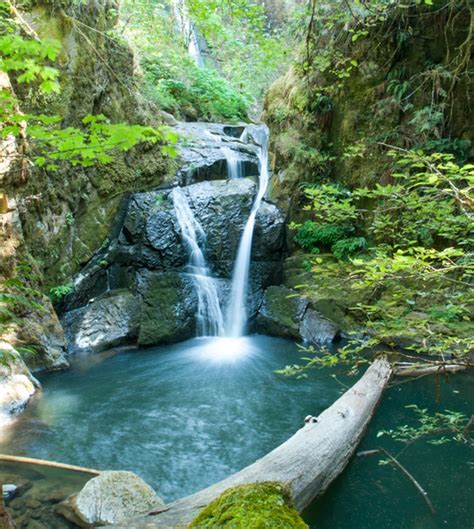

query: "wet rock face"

left=174, top=122, right=260, bottom=185
left=61, top=177, right=286, bottom=352
left=57, top=471, right=165, bottom=527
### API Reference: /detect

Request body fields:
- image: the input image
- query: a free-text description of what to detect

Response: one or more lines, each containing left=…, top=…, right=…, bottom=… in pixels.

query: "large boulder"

left=57, top=471, right=165, bottom=527
left=299, top=308, right=339, bottom=344
left=0, top=342, right=38, bottom=425
left=60, top=175, right=287, bottom=351
left=14, top=299, right=69, bottom=372
left=137, top=271, right=198, bottom=345
left=61, top=291, right=140, bottom=353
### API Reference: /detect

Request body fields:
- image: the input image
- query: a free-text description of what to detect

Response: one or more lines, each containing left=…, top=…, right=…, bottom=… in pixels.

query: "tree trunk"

left=108, top=357, right=392, bottom=528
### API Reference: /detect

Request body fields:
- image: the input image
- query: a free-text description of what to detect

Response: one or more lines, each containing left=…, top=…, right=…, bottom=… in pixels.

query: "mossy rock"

left=137, top=271, right=197, bottom=345
left=188, top=482, right=308, bottom=529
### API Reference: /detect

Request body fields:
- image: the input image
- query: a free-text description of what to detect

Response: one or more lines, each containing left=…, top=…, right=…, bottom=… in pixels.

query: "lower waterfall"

left=225, top=124, right=270, bottom=337
left=172, top=187, right=225, bottom=336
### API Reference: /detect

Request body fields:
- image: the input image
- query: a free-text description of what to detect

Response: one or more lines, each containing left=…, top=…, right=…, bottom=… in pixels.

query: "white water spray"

left=226, top=125, right=270, bottom=337
left=172, top=188, right=225, bottom=336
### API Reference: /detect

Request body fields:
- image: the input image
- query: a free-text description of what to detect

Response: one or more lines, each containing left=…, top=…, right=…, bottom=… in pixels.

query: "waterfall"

left=172, top=0, right=203, bottom=66
left=202, top=130, right=243, bottom=180
left=226, top=125, right=270, bottom=337
left=221, top=147, right=243, bottom=179
left=172, top=188, right=225, bottom=336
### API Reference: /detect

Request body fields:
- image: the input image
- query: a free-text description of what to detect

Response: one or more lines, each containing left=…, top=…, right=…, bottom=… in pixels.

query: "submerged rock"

left=57, top=471, right=165, bottom=527
left=2, top=484, right=19, bottom=501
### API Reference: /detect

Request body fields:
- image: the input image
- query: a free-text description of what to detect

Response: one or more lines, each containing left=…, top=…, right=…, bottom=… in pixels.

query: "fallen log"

left=108, top=356, right=392, bottom=528
left=0, top=455, right=101, bottom=476
left=394, top=363, right=467, bottom=377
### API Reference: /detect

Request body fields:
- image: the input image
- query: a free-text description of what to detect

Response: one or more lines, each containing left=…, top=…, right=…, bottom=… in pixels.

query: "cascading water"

left=226, top=125, right=270, bottom=337
left=172, top=187, right=225, bottom=336
left=221, top=146, right=243, bottom=179
left=172, top=0, right=203, bottom=66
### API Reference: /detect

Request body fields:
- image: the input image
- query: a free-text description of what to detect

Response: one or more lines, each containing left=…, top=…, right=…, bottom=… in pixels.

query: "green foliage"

left=49, top=283, right=74, bottom=304
left=377, top=405, right=472, bottom=447
left=289, top=148, right=473, bottom=372
left=188, top=482, right=308, bottom=528
left=120, top=0, right=300, bottom=119
left=332, top=237, right=367, bottom=260
left=0, top=3, right=177, bottom=178
left=294, top=221, right=353, bottom=254
left=292, top=184, right=362, bottom=258
left=416, top=138, right=471, bottom=164
left=0, top=265, right=45, bottom=345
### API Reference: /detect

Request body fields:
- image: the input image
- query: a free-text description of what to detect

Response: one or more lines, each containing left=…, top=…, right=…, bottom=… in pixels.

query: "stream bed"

left=1, top=336, right=472, bottom=528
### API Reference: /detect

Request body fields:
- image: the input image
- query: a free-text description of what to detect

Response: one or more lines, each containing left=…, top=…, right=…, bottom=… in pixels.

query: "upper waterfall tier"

left=173, top=122, right=260, bottom=185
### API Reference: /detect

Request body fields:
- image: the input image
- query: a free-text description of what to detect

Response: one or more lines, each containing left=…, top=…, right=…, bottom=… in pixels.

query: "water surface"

left=3, top=338, right=472, bottom=529
left=305, top=371, right=474, bottom=529
left=2, top=336, right=342, bottom=501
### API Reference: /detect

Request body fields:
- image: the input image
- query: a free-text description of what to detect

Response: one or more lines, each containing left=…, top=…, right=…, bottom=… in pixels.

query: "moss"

left=188, top=482, right=308, bottom=529
left=264, top=3, right=473, bottom=215
left=10, top=2, right=173, bottom=290
left=138, top=272, right=195, bottom=345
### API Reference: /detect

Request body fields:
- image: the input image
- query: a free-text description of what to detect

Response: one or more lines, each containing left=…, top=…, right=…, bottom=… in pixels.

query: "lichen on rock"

left=57, top=470, right=166, bottom=527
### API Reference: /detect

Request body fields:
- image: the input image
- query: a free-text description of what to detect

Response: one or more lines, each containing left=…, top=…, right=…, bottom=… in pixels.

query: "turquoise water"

left=2, top=337, right=472, bottom=528
left=2, top=336, right=343, bottom=502
left=304, top=370, right=474, bottom=529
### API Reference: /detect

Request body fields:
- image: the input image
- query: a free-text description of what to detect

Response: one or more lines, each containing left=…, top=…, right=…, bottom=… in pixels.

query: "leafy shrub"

left=190, top=68, right=250, bottom=120
left=416, top=138, right=471, bottom=164
left=332, top=237, right=367, bottom=260
left=294, top=221, right=351, bottom=251
left=145, top=62, right=250, bottom=121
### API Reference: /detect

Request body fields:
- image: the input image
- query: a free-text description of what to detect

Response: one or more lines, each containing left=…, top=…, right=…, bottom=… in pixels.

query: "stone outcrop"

left=256, top=286, right=339, bottom=344
left=62, top=291, right=140, bottom=353
left=57, top=471, right=166, bottom=527
left=174, top=122, right=260, bottom=185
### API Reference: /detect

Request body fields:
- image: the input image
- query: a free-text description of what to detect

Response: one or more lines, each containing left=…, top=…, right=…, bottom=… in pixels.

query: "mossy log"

left=108, top=356, right=392, bottom=528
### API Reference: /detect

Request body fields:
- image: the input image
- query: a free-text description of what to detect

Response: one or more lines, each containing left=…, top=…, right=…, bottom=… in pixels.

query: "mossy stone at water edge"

left=188, top=482, right=308, bottom=529
left=256, top=285, right=308, bottom=339
left=137, top=271, right=197, bottom=345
